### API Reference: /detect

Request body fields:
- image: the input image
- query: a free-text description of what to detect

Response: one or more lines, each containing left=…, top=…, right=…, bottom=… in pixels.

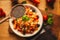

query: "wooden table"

left=0, top=0, right=60, bottom=40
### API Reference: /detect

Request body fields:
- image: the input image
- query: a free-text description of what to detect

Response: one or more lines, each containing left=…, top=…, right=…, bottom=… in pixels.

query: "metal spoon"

left=0, top=4, right=25, bottom=23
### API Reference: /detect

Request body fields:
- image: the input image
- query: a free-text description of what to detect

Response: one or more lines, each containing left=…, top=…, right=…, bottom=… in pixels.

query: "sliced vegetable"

left=32, top=9, right=36, bottom=12
left=36, top=24, right=40, bottom=27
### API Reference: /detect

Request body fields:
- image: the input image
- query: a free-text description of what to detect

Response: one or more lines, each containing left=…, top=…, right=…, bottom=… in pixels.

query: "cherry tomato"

left=43, top=15, right=48, bottom=21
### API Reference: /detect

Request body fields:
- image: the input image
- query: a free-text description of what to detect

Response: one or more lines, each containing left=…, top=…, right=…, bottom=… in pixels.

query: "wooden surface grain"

left=0, top=0, right=60, bottom=40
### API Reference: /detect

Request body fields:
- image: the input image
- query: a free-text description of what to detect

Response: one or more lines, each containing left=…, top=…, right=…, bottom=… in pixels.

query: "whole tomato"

left=2, top=12, right=6, bottom=17
left=0, top=8, right=6, bottom=17
left=32, top=0, right=40, bottom=4
left=0, top=8, right=3, bottom=17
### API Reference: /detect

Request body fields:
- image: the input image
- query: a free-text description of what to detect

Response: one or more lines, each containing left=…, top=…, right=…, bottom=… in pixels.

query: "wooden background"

left=0, top=0, right=60, bottom=40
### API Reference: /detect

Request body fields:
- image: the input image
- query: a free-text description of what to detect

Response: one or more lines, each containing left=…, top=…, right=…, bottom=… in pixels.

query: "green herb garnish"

left=22, top=15, right=30, bottom=21
left=47, top=18, right=53, bottom=25
left=48, top=13, right=53, bottom=17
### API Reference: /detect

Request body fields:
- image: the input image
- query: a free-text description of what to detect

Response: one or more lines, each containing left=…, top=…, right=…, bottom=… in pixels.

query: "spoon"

left=0, top=4, right=25, bottom=24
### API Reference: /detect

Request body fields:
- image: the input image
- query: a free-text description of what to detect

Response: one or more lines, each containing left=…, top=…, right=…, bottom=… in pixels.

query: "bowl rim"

left=9, top=4, right=43, bottom=37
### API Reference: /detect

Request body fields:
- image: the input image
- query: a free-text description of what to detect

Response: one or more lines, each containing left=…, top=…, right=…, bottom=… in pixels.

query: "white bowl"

left=9, top=4, right=43, bottom=37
